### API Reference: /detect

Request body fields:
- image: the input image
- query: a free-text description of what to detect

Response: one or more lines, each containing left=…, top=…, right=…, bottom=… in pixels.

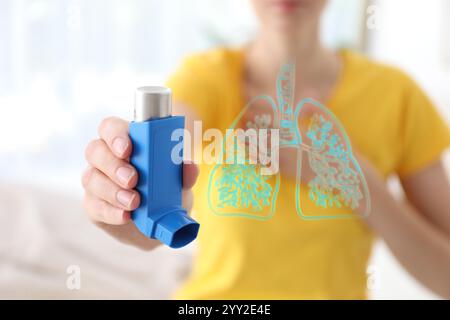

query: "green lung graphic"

left=208, top=64, right=371, bottom=220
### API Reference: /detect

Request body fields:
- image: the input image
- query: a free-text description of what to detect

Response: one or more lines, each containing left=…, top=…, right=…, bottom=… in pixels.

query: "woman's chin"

left=266, top=16, right=314, bottom=34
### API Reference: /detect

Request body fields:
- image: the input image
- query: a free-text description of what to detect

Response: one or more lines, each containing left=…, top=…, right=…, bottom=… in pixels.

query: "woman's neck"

left=254, top=21, right=322, bottom=65
left=245, top=23, right=341, bottom=99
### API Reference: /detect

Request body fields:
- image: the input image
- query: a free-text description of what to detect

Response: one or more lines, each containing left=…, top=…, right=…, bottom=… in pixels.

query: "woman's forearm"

left=362, top=161, right=450, bottom=298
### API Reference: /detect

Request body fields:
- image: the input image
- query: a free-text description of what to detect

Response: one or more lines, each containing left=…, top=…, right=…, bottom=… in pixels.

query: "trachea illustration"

left=130, top=87, right=200, bottom=248
left=208, top=64, right=371, bottom=220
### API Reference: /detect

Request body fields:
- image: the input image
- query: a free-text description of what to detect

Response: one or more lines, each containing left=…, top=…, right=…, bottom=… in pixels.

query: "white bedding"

left=0, top=183, right=193, bottom=299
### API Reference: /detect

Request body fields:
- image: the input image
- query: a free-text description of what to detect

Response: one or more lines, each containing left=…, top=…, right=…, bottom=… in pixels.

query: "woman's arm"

left=359, top=155, right=450, bottom=298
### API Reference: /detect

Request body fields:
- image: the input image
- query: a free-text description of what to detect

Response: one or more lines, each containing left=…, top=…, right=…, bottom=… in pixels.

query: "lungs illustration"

left=207, top=94, right=281, bottom=220
left=207, top=63, right=370, bottom=220
left=295, top=99, right=371, bottom=219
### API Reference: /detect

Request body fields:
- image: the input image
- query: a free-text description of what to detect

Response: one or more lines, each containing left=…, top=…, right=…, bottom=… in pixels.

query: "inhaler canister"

left=129, top=86, right=200, bottom=249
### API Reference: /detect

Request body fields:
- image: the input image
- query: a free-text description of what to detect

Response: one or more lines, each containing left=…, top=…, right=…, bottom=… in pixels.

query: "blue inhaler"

left=129, top=86, right=199, bottom=249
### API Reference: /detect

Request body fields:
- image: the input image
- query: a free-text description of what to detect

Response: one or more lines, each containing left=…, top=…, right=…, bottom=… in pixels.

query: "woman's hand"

left=82, top=116, right=199, bottom=251
left=355, top=150, right=450, bottom=298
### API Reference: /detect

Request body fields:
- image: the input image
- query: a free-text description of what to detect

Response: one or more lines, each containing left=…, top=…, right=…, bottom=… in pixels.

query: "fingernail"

left=116, top=166, right=135, bottom=185
left=117, top=190, right=135, bottom=208
left=113, top=137, right=128, bottom=156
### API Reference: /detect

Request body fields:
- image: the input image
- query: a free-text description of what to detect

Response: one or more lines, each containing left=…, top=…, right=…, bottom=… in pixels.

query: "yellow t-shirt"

left=166, top=48, right=450, bottom=299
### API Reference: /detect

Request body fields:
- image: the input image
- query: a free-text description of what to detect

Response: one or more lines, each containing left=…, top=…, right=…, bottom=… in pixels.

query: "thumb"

left=183, top=162, right=199, bottom=190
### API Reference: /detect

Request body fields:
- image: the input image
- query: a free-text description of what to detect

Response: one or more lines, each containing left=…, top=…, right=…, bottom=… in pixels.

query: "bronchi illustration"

left=208, top=64, right=371, bottom=220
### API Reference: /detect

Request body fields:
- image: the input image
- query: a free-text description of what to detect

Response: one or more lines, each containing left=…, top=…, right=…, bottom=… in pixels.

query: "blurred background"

left=0, top=0, right=449, bottom=299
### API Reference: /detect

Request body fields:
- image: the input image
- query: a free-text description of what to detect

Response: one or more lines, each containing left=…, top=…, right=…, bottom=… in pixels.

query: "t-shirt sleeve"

left=397, top=77, right=450, bottom=177
left=165, top=56, right=217, bottom=129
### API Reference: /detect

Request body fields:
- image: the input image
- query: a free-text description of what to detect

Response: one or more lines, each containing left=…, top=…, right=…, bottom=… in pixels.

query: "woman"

left=81, top=0, right=450, bottom=299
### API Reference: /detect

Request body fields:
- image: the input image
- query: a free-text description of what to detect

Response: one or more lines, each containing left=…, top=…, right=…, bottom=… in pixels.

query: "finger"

left=182, top=189, right=194, bottom=212
left=183, top=162, right=199, bottom=190
left=82, top=167, right=140, bottom=211
left=85, top=139, right=138, bottom=189
left=83, top=192, right=131, bottom=225
left=98, top=116, right=131, bottom=159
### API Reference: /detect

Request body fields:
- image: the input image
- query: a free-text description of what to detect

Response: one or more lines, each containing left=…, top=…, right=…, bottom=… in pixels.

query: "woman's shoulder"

left=177, top=47, right=243, bottom=78
left=166, top=48, right=243, bottom=126
left=342, top=50, right=417, bottom=90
